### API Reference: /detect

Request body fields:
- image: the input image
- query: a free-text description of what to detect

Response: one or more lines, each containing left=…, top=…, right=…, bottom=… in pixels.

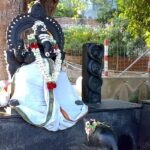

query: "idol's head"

left=32, top=21, right=54, bottom=58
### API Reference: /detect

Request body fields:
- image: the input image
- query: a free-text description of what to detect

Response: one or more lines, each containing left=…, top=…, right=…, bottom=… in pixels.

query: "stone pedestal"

left=139, top=100, right=150, bottom=150
left=0, top=100, right=142, bottom=150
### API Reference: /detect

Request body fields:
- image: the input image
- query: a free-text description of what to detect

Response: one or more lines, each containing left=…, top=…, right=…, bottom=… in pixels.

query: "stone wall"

left=139, top=101, right=150, bottom=150
left=64, top=56, right=150, bottom=101
left=102, top=77, right=150, bottom=102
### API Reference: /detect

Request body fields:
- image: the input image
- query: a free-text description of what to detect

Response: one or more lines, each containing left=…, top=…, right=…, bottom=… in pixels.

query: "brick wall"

left=65, top=55, right=149, bottom=72
left=108, top=56, right=149, bottom=72
left=0, top=0, right=23, bottom=80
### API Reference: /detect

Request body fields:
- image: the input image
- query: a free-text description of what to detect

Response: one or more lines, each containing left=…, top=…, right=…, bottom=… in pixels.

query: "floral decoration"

left=27, top=22, right=62, bottom=91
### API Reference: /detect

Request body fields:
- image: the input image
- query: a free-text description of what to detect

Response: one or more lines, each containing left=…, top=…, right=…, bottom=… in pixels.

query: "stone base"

left=139, top=100, right=150, bottom=150
left=0, top=100, right=142, bottom=150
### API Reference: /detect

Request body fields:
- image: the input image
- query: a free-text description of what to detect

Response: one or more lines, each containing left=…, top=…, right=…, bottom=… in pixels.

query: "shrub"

left=63, top=25, right=107, bottom=56
left=63, top=24, right=146, bottom=57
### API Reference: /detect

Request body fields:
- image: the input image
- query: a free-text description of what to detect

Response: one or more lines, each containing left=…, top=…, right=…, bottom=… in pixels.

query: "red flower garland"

left=47, top=82, right=57, bottom=91
left=52, top=44, right=59, bottom=49
left=30, top=42, right=58, bottom=91
left=30, top=43, right=39, bottom=49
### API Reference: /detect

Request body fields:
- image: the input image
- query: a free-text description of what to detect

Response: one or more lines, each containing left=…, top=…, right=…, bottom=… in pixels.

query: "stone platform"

left=0, top=100, right=142, bottom=150
left=139, top=100, right=150, bottom=150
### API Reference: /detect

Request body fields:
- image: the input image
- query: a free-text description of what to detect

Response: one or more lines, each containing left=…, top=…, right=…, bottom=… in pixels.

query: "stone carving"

left=6, top=1, right=88, bottom=131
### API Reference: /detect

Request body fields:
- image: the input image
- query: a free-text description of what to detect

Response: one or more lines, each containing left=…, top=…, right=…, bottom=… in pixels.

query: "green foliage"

left=63, top=23, right=146, bottom=57
left=129, top=89, right=139, bottom=103
left=91, top=0, right=149, bottom=50
left=108, top=17, right=146, bottom=57
left=117, top=0, right=150, bottom=47
left=145, top=31, right=150, bottom=48
left=92, top=0, right=117, bottom=24
left=63, top=26, right=107, bottom=55
left=54, top=3, right=74, bottom=17
left=56, top=0, right=148, bottom=56
left=54, top=0, right=87, bottom=18
left=28, top=1, right=36, bottom=9
left=97, top=8, right=116, bottom=25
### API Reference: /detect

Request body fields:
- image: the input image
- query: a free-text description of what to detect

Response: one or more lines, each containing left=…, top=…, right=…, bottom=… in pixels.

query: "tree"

left=91, top=0, right=116, bottom=24
left=54, top=0, right=87, bottom=18
left=117, top=0, right=150, bottom=47
left=0, top=0, right=23, bottom=80
left=0, top=0, right=59, bottom=80
left=23, top=0, right=59, bottom=15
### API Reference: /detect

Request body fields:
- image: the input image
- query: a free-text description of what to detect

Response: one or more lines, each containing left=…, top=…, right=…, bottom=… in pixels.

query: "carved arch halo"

left=6, top=2, right=64, bottom=51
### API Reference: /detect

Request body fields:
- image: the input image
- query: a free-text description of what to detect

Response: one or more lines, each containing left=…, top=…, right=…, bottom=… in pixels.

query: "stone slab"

left=88, top=99, right=142, bottom=112
left=0, top=100, right=142, bottom=150
left=139, top=103, right=150, bottom=150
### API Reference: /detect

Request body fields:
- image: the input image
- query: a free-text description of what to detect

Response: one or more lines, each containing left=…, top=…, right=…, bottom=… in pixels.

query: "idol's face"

left=35, top=25, right=53, bottom=57
left=35, top=25, right=47, bottom=36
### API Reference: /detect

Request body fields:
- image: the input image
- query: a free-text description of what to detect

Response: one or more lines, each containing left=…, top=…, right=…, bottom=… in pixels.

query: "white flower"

left=32, top=46, right=62, bottom=83
left=28, top=22, right=62, bottom=85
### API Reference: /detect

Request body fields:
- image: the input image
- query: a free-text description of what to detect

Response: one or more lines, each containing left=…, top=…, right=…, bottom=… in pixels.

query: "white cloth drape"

left=11, top=59, right=88, bottom=131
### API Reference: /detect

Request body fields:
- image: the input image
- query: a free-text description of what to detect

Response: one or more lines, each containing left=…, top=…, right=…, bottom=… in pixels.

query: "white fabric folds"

left=11, top=59, right=88, bottom=131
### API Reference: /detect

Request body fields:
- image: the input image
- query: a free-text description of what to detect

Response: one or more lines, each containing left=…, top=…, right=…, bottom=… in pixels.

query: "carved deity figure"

left=6, top=1, right=88, bottom=131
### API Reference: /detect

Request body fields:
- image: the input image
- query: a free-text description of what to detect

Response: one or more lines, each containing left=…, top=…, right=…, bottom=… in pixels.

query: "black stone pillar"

left=82, top=43, right=104, bottom=104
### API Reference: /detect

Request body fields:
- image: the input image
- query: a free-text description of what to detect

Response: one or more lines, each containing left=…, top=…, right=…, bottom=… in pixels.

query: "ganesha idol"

left=5, top=1, right=88, bottom=131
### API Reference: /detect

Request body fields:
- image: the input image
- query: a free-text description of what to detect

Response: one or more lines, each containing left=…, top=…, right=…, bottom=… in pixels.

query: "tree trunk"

left=23, top=0, right=59, bottom=15
left=0, top=0, right=59, bottom=80
left=0, top=0, right=24, bottom=80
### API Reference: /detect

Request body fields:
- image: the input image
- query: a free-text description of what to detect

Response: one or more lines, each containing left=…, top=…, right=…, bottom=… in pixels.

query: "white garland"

left=27, top=21, right=62, bottom=83
left=32, top=47, right=62, bottom=83
left=32, top=21, right=47, bottom=32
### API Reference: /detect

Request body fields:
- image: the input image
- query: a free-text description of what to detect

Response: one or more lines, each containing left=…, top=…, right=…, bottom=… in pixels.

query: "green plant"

left=64, top=24, right=146, bottom=57
left=54, top=3, right=74, bottom=17
left=54, top=0, right=87, bottom=18
left=129, top=89, right=139, bottom=103
left=63, top=25, right=107, bottom=56
left=105, top=16, right=147, bottom=57
left=117, top=0, right=150, bottom=47
left=91, top=0, right=117, bottom=25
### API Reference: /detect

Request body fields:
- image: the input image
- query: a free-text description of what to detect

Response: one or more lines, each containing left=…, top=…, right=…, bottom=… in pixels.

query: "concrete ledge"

left=141, top=100, right=150, bottom=104
left=88, top=99, right=142, bottom=112
left=102, top=78, right=150, bottom=101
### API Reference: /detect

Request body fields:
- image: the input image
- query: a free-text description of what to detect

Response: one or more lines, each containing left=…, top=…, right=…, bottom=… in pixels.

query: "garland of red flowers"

left=27, top=20, right=62, bottom=91
left=29, top=40, right=62, bottom=91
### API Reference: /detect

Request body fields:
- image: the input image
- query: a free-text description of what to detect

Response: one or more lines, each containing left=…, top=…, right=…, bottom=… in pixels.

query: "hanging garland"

left=27, top=32, right=62, bottom=91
